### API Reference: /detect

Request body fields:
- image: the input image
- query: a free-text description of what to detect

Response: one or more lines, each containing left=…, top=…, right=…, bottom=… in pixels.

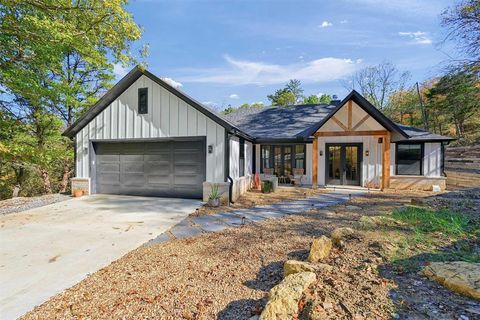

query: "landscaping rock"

left=331, top=227, right=355, bottom=247
left=260, top=272, right=317, bottom=319
left=308, top=236, right=332, bottom=263
left=422, top=261, right=480, bottom=301
left=283, top=260, right=333, bottom=277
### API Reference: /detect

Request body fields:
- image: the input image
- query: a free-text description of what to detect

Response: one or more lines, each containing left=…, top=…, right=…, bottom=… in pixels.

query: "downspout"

left=441, top=141, right=450, bottom=177
left=225, top=129, right=234, bottom=204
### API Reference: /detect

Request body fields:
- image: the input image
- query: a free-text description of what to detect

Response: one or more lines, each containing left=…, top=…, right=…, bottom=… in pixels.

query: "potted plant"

left=208, top=183, right=221, bottom=207
left=73, top=189, right=83, bottom=197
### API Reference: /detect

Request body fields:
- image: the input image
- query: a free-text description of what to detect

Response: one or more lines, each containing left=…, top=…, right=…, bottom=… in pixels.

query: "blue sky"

left=118, top=0, right=455, bottom=111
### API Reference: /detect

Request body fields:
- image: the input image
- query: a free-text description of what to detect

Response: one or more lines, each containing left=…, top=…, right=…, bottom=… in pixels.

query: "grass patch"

left=386, top=206, right=480, bottom=271
left=391, top=206, right=474, bottom=236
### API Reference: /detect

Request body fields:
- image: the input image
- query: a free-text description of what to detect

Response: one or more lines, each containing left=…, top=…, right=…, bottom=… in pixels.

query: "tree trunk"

left=12, top=165, right=25, bottom=198
left=59, top=160, right=73, bottom=193
left=40, top=169, right=53, bottom=194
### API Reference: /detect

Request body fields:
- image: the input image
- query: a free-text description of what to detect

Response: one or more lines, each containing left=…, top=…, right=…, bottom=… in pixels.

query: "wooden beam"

left=331, top=116, right=348, bottom=131
left=352, top=114, right=370, bottom=131
left=312, top=137, right=318, bottom=188
left=381, top=132, right=391, bottom=190
left=314, top=130, right=388, bottom=137
left=347, top=100, right=352, bottom=130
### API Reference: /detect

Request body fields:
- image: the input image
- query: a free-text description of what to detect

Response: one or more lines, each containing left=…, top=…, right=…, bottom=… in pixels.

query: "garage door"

left=93, top=140, right=206, bottom=198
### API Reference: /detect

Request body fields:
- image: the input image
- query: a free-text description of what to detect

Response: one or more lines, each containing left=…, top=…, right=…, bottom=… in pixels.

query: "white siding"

left=305, top=144, right=313, bottom=184
left=424, top=143, right=442, bottom=177
left=75, top=75, right=225, bottom=183
left=317, top=136, right=383, bottom=187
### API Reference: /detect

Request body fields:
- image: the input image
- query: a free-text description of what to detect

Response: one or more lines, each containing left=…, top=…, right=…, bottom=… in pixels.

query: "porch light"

left=378, top=137, right=383, bottom=144
left=208, top=145, right=213, bottom=154
left=319, top=150, right=323, bottom=156
left=365, top=150, right=369, bottom=157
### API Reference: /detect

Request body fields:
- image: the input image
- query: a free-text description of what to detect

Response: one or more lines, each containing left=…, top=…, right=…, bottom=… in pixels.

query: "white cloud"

left=229, top=94, right=239, bottom=99
left=340, top=19, right=348, bottom=24
left=398, top=31, right=432, bottom=45
left=320, top=21, right=333, bottom=28
left=161, top=77, right=183, bottom=88
left=113, top=63, right=128, bottom=78
left=180, top=55, right=361, bottom=85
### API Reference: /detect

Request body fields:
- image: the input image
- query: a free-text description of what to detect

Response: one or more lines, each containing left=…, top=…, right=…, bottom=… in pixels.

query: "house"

left=64, top=66, right=454, bottom=202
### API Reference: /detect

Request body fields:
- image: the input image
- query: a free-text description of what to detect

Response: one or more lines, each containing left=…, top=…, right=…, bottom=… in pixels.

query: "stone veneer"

left=71, top=177, right=91, bottom=195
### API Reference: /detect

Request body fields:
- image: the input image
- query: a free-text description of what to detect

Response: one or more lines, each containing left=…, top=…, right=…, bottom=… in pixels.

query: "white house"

left=64, top=67, right=453, bottom=202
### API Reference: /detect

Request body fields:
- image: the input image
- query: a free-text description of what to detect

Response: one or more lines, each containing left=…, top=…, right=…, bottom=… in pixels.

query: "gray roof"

left=396, top=124, right=454, bottom=142
left=224, top=102, right=454, bottom=142
left=224, top=104, right=336, bottom=141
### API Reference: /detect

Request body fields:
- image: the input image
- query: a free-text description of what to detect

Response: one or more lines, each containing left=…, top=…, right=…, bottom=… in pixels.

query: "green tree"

left=285, top=79, right=304, bottom=103
left=426, top=69, right=480, bottom=140
left=302, top=94, right=332, bottom=104
left=267, top=79, right=304, bottom=106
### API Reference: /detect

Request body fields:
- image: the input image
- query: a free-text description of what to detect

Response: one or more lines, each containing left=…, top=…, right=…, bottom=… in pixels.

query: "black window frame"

left=239, top=138, right=245, bottom=177
left=138, top=87, right=148, bottom=114
left=395, top=142, right=424, bottom=176
left=260, top=144, right=307, bottom=175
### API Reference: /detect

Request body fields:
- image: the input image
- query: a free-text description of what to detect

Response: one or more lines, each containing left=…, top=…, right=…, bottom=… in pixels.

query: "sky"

left=117, top=0, right=456, bottom=111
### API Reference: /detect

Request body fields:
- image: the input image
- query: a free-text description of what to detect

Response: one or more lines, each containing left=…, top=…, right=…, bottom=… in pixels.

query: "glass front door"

left=326, top=144, right=362, bottom=186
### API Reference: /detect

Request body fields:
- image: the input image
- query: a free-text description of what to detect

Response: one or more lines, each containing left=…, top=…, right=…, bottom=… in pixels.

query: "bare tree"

left=442, top=0, right=480, bottom=68
left=342, top=61, right=410, bottom=110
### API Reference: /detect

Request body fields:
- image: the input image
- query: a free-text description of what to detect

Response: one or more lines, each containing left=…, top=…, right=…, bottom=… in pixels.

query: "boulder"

left=331, top=227, right=355, bottom=247
left=283, top=260, right=333, bottom=277
left=308, top=236, right=332, bottom=263
left=422, top=261, right=480, bottom=301
left=260, top=272, right=317, bottom=319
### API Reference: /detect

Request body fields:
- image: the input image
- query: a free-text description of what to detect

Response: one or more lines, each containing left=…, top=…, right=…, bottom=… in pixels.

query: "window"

left=261, top=146, right=271, bottom=170
left=239, top=138, right=245, bottom=177
left=138, top=88, right=148, bottom=114
left=295, top=145, right=305, bottom=170
left=396, top=143, right=423, bottom=175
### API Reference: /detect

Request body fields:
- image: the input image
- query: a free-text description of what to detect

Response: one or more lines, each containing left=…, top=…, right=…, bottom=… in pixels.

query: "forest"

left=0, top=0, right=479, bottom=200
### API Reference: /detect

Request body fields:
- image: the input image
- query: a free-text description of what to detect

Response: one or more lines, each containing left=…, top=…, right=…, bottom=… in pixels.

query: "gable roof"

left=63, top=66, right=253, bottom=140
left=225, top=90, right=454, bottom=143
left=303, top=90, right=408, bottom=138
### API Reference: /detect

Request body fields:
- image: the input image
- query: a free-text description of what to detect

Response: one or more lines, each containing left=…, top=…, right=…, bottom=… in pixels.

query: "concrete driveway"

left=0, top=194, right=200, bottom=320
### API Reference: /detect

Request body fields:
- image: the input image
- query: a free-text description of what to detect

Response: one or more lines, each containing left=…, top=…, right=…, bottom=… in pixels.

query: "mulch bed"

left=20, top=191, right=479, bottom=319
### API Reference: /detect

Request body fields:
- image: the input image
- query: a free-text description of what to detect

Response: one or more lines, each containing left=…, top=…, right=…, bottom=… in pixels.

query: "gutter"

left=225, top=129, right=234, bottom=204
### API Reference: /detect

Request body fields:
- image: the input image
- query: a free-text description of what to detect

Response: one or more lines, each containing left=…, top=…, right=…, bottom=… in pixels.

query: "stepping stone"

left=169, top=225, right=203, bottom=239
left=144, top=233, right=171, bottom=246
left=214, top=212, right=245, bottom=227
left=191, top=215, right=228, bottom=232
left=239, top=210, right=268, bottom=222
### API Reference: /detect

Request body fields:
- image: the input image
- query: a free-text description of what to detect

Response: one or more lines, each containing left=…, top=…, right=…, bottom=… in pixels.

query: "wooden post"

left=312, top=136, right=318, bottom=188
left=382, top=132, right=391, bottom=190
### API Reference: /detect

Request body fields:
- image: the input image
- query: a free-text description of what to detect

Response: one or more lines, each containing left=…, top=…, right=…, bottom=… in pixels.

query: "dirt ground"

left=194, top=186, right=321, bottom=216
left=21, top=191, right=480, bottom=320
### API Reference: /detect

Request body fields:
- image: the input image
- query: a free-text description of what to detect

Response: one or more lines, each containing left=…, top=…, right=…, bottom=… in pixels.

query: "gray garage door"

left=93, top=140, right=205, bottom=198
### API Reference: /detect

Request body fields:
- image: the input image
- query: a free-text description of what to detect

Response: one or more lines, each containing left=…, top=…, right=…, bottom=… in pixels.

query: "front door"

left=326, top=143, right=362, bottom=186
left=273, top=146, right=293, bottom=180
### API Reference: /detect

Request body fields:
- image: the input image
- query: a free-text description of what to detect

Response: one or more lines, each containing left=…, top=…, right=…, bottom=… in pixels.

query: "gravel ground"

left=20, top=191, right=480, bottom=319
left=0, top=194, right=71, bottom=215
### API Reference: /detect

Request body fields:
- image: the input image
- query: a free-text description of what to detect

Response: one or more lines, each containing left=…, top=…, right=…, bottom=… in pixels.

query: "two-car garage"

left=92, top=139, right=206, bottom=198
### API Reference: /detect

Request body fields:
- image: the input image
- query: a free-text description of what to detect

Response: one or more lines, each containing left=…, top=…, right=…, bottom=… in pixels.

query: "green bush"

left=261, top=180, right=274, bottom=193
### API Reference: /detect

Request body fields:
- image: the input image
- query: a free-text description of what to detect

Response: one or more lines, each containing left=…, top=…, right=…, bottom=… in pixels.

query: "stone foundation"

left=390, top=175, right=446, bottom=191
left=71, top=177, right=91, bottom=195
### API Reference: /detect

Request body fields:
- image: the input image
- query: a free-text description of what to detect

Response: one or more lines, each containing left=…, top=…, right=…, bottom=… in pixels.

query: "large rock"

left=260, top=272, right=317, bottom=319
left=422, top=261, right=480, bottom=301
left=283, top=260, right=332, bottom=277
left=331, top=227, right=355, bottom=247
left=307, top=236, right=332, bottom=262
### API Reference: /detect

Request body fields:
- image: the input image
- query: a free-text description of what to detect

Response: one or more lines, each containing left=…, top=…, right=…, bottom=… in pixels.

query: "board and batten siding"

left=390, top=142, right=442, bottom=177
left=76, top=75, right=225, bottom=183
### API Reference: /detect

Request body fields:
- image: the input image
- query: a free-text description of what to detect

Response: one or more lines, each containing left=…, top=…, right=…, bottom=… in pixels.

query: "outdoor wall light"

left=365, top=150, right=370, bottom=157
left=208, top=145, right=213, bottom=154
left=319, top=150, right=323, bottom=156
left=378, top=137, right=383, bottom=144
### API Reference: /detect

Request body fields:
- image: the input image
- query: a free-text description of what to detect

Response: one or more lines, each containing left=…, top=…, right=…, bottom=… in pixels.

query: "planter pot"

left=208, top=198, right=220, bottom=207
left=73, top=190, right=83, bottom=198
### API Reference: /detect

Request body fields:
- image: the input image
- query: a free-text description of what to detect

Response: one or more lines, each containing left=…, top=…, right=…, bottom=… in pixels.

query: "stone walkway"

left=146, top=189, right=367, bottom=245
